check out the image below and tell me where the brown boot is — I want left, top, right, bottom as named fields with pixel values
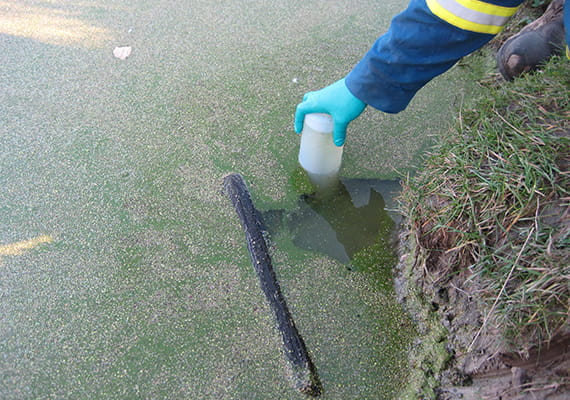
left=496, top=0, right=566, bottom=81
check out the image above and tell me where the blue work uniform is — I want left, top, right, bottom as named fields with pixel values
left=345, top=0, right=566, bottom=114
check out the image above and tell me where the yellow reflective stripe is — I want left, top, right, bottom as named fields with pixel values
left=426, top=0, right=519, bottom=35
left=456, top=0, right=518, bottom=17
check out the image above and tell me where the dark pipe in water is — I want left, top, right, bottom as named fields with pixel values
left=223, top=173, right=321, bottom=397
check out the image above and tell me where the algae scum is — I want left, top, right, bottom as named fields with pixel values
left=247, top=174, right=415, bottom=399
left=1, top=0, right=473, bottom=398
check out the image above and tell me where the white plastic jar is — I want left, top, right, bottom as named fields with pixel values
left=298, top=113, right=343, bottom=187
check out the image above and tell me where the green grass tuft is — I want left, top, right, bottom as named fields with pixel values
left=399, top=56, right=569, bottom=349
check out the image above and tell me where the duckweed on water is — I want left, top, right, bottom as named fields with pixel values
left=1, top=0, right=478, bottom=398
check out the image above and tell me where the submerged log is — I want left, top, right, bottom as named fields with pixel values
left=223, top=173, right=321, bottom=397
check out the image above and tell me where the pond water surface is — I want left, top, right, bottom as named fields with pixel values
left=1, top=1, right=473, bottom=398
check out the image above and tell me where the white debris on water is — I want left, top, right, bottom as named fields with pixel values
left=113, top=46, right=132, bottom=60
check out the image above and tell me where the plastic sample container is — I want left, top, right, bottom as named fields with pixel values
left=298, top=113, right=343, bottom=187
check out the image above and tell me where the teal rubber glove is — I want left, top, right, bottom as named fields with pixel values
left=294, top=78, right=366, bottom=147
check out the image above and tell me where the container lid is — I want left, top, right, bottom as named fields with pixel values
left=304, top=113, right=333, bottom=134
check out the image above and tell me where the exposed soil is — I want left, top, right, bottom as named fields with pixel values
left=395, top=224, right=570, bottom=399
left=438, top=335, right=570, bottom=400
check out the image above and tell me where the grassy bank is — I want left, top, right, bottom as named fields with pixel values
left=404, top=53, right=568, bottom=344
left=396, top=27, right=569, bottom=399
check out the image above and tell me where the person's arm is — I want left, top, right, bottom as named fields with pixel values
left=346, top=0, right=524, bottom=113
left=296, top=0, right=525, bottom=146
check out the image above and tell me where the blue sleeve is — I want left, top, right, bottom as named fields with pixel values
left=345, top=0, right=525, bottom=113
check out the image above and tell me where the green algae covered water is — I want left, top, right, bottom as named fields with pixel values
left=1, top=0, right=476, bottom=398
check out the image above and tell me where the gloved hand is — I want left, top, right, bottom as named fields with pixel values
left=294, top=78, right=366, bottom=147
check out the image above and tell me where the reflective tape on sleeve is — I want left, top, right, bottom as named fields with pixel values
left=426, top=0, right=519, bottom=34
